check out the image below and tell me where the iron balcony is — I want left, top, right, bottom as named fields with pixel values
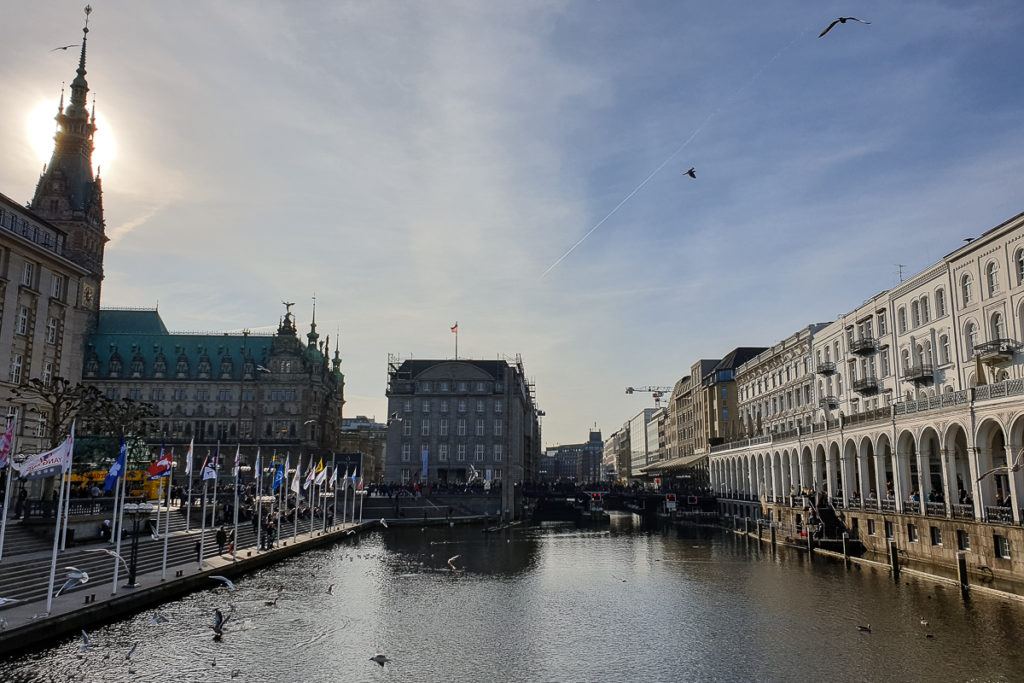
left=903, top=364, right=934, bottom=385
left=852, top=376, right=880, bottom=394
left=850, top=337, right=878, bottom=355
left=974, top=339, right=1017, bottom=363
left=816, top=361, right=836, bottom=375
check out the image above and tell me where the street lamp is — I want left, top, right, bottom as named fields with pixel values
left=122, top=501, right=154, bottom=587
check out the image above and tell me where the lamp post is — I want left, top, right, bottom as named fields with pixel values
left=123, top=501, right=154, bottom=587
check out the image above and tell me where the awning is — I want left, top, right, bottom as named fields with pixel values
left=638, top=453, right=707, bottom=476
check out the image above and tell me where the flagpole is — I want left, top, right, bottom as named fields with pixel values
left=155, top=476, right=163, bottom=539
left=111, top=475, right=126, bottom=595
left=185, top=445, right=194, bottom=533
left=59, top=469, right=71, bottom=551
left=321, top=470, right=328, bottom=533
left=0, top=460, right=12, bottom=561
left=200, top=477, right=208, bottom=567
left=232, top=446, right=240, bottom=562
left=292, top=457, right=300, bottom=543
left=161, top=459, right=171, bottom=581
left=332, top=467, right=339, bottom=529
left=358, top=479, right=365, bottom=524
left=256, top=449, right=263, bottom=552
left=276, top=452, right=284, bottom=548
left=109, top=463, right=121, bottom=545
left=45, top=465, right=69, bottom=614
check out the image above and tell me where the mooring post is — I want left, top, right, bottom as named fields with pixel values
left=889, top=540, right=900, bottom=581
left=757, top=519, right=762, bottom=541
left=956, top=551, right=969, bottom=596
left=744, top=517, right=749, bottom=535
left=807, top=527, right=813, bottom=556
left=842, top=532, right=850, bottom=566
left=770, top=523, right=777, bottom=548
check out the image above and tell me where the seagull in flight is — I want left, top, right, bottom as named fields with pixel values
left=84, top=548, right=129, bottom=572
left=370, top=654, right=391, bottom=667
left=683, top=168, right=696, bottom=179
left=379, top=518, right=389, bottom=528
left=210, top=575, right=236, bottom=591
left=327, top=584, right=335, bottom=595
left=977, top=449, right=1024, bottom=482
left=819, top=17, right=870, bottom=38
left=209, top=609, right=231, bottom=640
left=50, top=44, right=78, bottom=52
left=0, top=597, right=21, bottom=607
left=447, top=555, right=461, bottom=571
left=79, top=630, right=94, bottom=652
left=55, top=567, right=89, bottom=597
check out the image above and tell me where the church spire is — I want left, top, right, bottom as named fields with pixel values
left=307, top=295, right=320, bottom=349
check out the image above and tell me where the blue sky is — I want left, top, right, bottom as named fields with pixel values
left=2, top=1, right=1023, bottom=446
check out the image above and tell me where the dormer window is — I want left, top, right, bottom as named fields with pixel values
left=176, top=355, right=190, bottom=379
left=108, top=354, right=123, bottom=378
left=130, top=354, right=145, bottom=378
left=153, top=354, right=167, bottom=378
left=197, top=356, right=211, bottom=379
left=84, top=355, right=99, bottom=378
left=220, top=356, right=233, bottom=379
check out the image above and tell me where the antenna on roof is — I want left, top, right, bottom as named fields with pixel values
left=896, top=264, right=906, bottom=283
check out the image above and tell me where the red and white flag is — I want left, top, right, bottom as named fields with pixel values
left=147, top=449, right=173, bottom=479
left=0, top=418, right=14, bottom=468
left=450, top=322, right=458, bottom=334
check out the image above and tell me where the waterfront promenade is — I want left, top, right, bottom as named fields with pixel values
left=0, top=496, right=487, bottom=657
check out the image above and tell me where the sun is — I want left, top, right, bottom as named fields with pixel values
left=27, top=99, right=116, bottom=175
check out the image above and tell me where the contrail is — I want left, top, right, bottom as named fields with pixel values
left=541, top=29, right=805, bottom=279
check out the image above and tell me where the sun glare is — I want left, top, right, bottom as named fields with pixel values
left=27, top=99, right=116, bottom=175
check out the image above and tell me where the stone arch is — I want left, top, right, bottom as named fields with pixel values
left=827, top=441, right=842, bottom=500
left=858, top=434, right=878, bottom=508
left=976, top=417, right=1009, bottom=510
left=843, top=438, right=860, bottom=504
left=918, top=426, right=943, bottom=505
left=943, top=422, right=972, bottom=512
left=896, top=429, right=918, bottom=513
left=800, top=445, right=813, bottom=493
left=875, top=432, right=895, bottom=504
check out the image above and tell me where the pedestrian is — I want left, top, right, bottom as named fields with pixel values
left=195, top=539, right=202, bottom=564
left=216, top=526, right=227, bottom=555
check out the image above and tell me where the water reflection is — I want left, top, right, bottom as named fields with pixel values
left=3, top=515, right=1024, bottom=682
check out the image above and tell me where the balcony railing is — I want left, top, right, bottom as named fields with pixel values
left=951, top=504, right=975, bottom=521
left=819, top=396, right=839, bottom=409
left=852, top=377, right=880, bottom=394
left=895, top=389, right=969, bottom=415
left=974, top=378, right=1024, bottom=402
left=880, top=499, right=896, bottom=513
left=925, top=502, right=946, bottom=517
left=974, top=339, right=1017, bottom=363
left=903, top=364, right=934, bottom=385
left=816, top=361, right=836, bottom=375
left=985, top=506, right=1014, bottom=524
left=850, top=337, right=878, bottom=355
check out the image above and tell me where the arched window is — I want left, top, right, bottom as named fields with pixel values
left=924, top=341, right=933, bottom=365
left=837, top=375, right=843, bottom=395
left=992, top=311, right=1006, bottom=340
left=939, top=335, right=950, bottom=365
left=920, top=296, right=930, bottom=323
left=987, top=262, right=1000, bottom=297
left=911, top=301, right=921, bottom=328
left=965, top=322, right=978, bottom=355
left=901, top=348, right=911, bottom=371
left=915, top=343, right=924, bottom=366
left=898, top=307, right=907, bottom=333
left=935, top=288, right=946, bottom=316
left=962, top=274, right=973, bottom=306
left=1017, top=249, right=1024, bottom=286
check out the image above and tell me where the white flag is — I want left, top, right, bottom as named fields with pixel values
left=328, top=467, right=338, bottom=489
left=290, top=459, right=302, bottom=496
left=184, top=438, right=194, bottom=475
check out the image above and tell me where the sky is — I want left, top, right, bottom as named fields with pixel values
left=2, top=1, right=1023, bottom=448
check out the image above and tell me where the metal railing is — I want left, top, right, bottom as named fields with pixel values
left=880, top=499, right=896, bottom=512
left=852, top=377, right=881, bottom=394
left=847, top=496, right=862, bottom=510
left=819, top=396, right=839, bottom=409
left=975, top=378, right=1024, bottom=402
left=952, top=504, right=975, bottom=521
left=974, top=339, right=1018, bottom=356
left=903, top=365, right=934, bottom=383
left=985, top=506, right=1014, bottom=524
left=816, top=361, right=836, bottom=375
left=850, top=337, right=878, bottom=355
left=895, top=389, right=969, bottom=415
left=925, top=502, right=946, bottom=517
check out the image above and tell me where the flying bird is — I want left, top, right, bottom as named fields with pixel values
left=150, top=613, right=169, bottom=624
left=856, top=624, right=872, bottom=633
left=79, top=630, right=94, bottom=652
left=84, top=548, right=130, bottom=572
left=379, top=518, right=389, bottom=528
left=683, top=168, right=696, bottom=179
left=50, top=44, right=78, bottom=52
left=370, top=654, right=391, bottom=667
left=56, top=567, right=90, bottom=597
left=209, top=609, right=231, bottom=640
left=0, top=597, right=21, bottom=607
left=819, top=17, right=870, bottom=38
left=210, top=575, right=236, bottom=591
left=447, top=555, right=461, bottom=571
left=976, top=449, right=1024, bottom=482
left=964, top=238, right=974, bottom=243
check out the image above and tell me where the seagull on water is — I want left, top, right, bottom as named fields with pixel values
left=919, top=617, right=929, bottom=626
left=327, top=584, right=335, bottom=595
left=56, top=567, right=90, bottom=597
left=150, top=613, right=169, bottom=624
left=683, top=167, right=696, bottom=179
left=447, top=555, right=461, bottom=571
left=79, top=630, right=94, bottom=652
left=210, top=575, right=236, bottom=591
left=265, top=585, right=285, bottom=606
left=84, top=548, right=130, bottom=572
left=370, top=654, right=391, bottom=666
left=209, top=609, right=231, bottom=640
left=819, top=17, right=870, bottom=38
left=977, top=449, right=1024, bottom=482
left=856, top=624, right=872, bottom=633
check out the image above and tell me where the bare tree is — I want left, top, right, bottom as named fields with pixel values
left=12, top=377, right=100, bottom=450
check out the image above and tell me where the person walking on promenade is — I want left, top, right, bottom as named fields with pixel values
left=216, top=526, right=227, bottom=555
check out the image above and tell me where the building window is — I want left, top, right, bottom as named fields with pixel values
left=400, top=468, right=410, bottom=483
left=867, top=519, right=876, bottom=536
left=401, top=444, right=411, bottom=462
left=987, top=262, right=1000, bottom=296
left=911, top=301, right=920, bottom=328
left=439, top=444, right=449, bottom=461
left=422, top=400, right=431, bottom=413
left=457, top=419, right=466, bottom=436
left=940, top=335, right=950, bottom=365
left=956, top=529, right=970, bottom=551
left=218, top=389, right=232, bottom=401
left=458, top=400, right=466, bottom=413
left=457, top=382, right=467, bottom=392
left=475, top=445, right=485, bottom=461
left=992, top=312, right=1006, bottom=340
left=475, top=420, right=484, bottom=436
left=403, top=400, right=412, bottom=413
left=494, top=420, right=502, bottom=436
left=440, top=418, right=448, bottom=436
left=36, top=413, right=47, bottom=438
left=50, top=274, right=65, bottom=300
left=1017, top=250, right=1024, bottom=286
left=880, top=349, right=890, bottom=377
left=127, top=388, right=142, bottom=401
left=440, top=400, right=448, bottom=413
left=175, top=357, right=189, bottom=378
left=439, top=382, right=449, bottom=392
left=457, top=444, right=466, bottom=461
left=898, top=307, right=907, bottom=333
left=494, top=444, right=503, bottom=461
left=16, top=306, right=28, bottom=335
left=44, top=317, right=58, bottom=344
left=908, top=523, right=919, bottom=543
left=962, top=274, right=973, bottom=306
left=935, top=288, right=946, bottom=316
left=10, top=354, right=22, bottom=384
left=930, top=526, right=942, bottom=546
left=402, top=421, right=412, bottom=436
left=995, top=534, right=1011, bottom=559
left=421, top=381, right=432, bottom=392
left=920, top=297, right=930, bottom=323
left=22, top=262, right=34, bottom=287
left=421, top=420, right=430, bottom=436
left=106, top=388, right=120, bottom=400
left=476, top=400, right=484, bottom=413
left=151, top=388, right=165, bottom=401
left=884, top=521, right=894, bottom=539
left=195, top=389, right=210, bottom=401
left=493, top=468, right=502, bottom=481
left=42, top=361, right=53, bottom=385
left=877, top=312, right=887, bottom=335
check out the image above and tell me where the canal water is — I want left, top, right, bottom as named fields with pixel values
left=4, top=512, right=1024, bottom=682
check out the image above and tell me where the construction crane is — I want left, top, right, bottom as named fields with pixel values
left=625, top=386, right=673, bottom=408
